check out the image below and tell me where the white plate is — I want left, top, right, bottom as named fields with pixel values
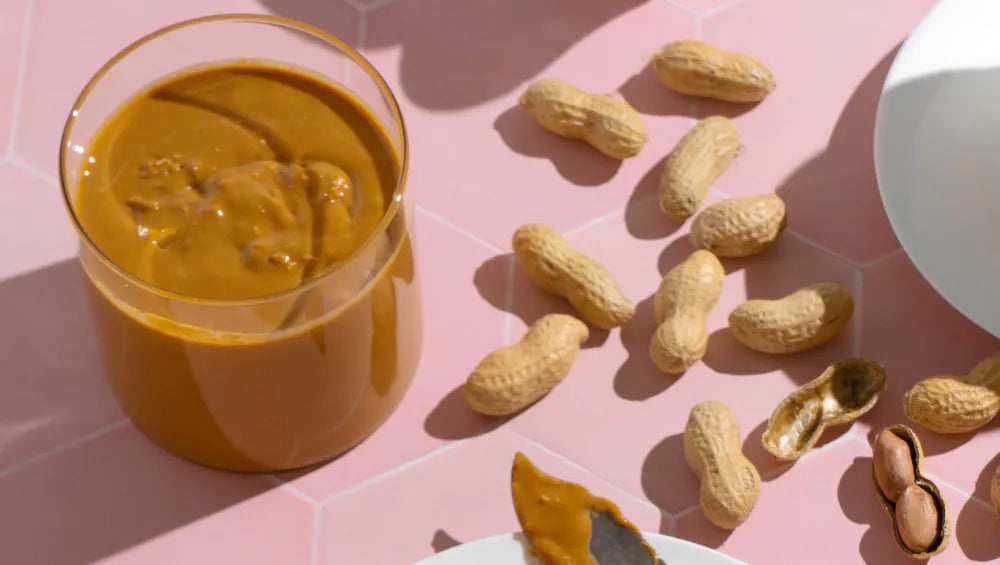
left=874, top=0, right=1000, bottom=337
left=414, top=532, right=745, bottom=565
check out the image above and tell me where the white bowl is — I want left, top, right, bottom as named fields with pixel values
left=413, top=531, right=745, bottom=565
left=875, top=0, right=1000, bottom=337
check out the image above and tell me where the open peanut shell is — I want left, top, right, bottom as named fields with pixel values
left=761, top=358, right=887, bottom=460
left=871, top=425, right=951, bottom=559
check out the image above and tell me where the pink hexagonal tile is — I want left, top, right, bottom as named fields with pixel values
left=0, top=161, right=76, bottom=278
left=0, top=166, right=124, bottom=474
left=0, top=0, right=29, bottom=157
left=0, top=424, right=312, bottom=564
left=275, top=207, right=507, bottom=500
left=499, top=205, right=858, bottom=513
left=318, top=430, right=663, bottom=565
left=695, top=0, right=937, bottom=264
left=14, top=0, right=359, bottom=177
left=675, top=436, right=990, bottom=564
left=361, top=0, right=697, bottom=249
left=860, top=252, right=1000, bottom=496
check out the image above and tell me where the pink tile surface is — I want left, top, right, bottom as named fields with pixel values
left=698, top=0, right=937, bottom=264
left=275, top=207, right=508, bottom=500
left=0, top=424, right=306, bottom=565
left=319, top=431, right=663, bottom=565
left=360, top=0, right=697, bottom=249
left=6, top=0, right=1000, bottom=564
left=0, top=0, right=28, bottom=157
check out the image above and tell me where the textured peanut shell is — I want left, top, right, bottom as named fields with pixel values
left=464, top=314, right=589, bottom=416
left=519, top=78, right=647, bottom=160
left=683, top=401, right=761, bottom=529
left=649, top=250, right=725, bottom=373
left=873, top=428, right=915, bottom=503
left=871, top=425, right=951, bottom=559
left=690, top=194, right=787, bottom=257
left=658, top=116, right=741, bottom=221
left=902, top=352, right=1000, bottom=434
left=651, top=40, right=776, bottom=103
left=512, top=223, right=635, bottom=329
left=761, top=358, right=886, bottom=460
left=728, top=281, right=854, bottom=354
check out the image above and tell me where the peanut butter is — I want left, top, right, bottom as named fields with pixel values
left=72, top=61, right=420, bottom=471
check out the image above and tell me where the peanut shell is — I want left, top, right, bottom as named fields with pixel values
left=512, top=223, right=635, bottom=329
left=761, top=358, right=886, bottom=460
left=690, top=194, right=787, bottom=257
left=728, top=281, right=854, bottom=354
left=658, top=116, right=741, bottom=221
left=651, top=40, right=776, bottom=103
left=870, top=425, right=951, bottom=559
left=902, top=352, right=1000, bottom=434
left=463, top=314, right=588, bottom=416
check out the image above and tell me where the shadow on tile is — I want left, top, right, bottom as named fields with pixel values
left=0, top=260, right=123, bottom=471
left=424, top=385, right=507, bottom=440
left=431, top=529, right=463, bottom=553
left=264, top=0, right=651, bottom=110
left=837, top=456, right=916, bottom=565
left=493, top=105, right=623, bottom=187
left=614, top=294, right=680, bottom=401
left=618, top=64, right=694, bottom=117
left=626, top=157, right=687, bottom=241
left=473, top=253, right=610, bottom=349
left=761, top=43, right=903, bottom=269
left=0, top=424, right=276, bottom=564
left=956, top=451, right=1000, bottom=561
left=641, top=433, right=704, bottom=518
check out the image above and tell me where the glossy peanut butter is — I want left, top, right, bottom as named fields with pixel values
left=74, top=61, right=420, bottom=471
left=511, top=452, right=657, bottom=564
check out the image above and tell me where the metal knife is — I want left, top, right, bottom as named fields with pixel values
left=511, top=452, right=667, bottom=565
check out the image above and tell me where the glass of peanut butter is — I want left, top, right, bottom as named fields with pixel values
left=58, top=14, right=421, bottom=472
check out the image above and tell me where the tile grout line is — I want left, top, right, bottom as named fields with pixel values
left=415, top=205, right=504, bottom=254
left=560, top=205, right=628, bottom=239
left=506, top=429, right=663, bottom=514
left=319, top=440, right=467, bottom=506
left=662, top=0, right=700, bottom=18
left=701, top=0, right=751, bottom=19
left=860, top=247, right=904, bottom=269
left=920, top=469, right=993, bottom=510
left=264, top=474, right=322, bottom=507
left=0, top=418, right=129, bottom=480
left=310, top=505, right=323, bottom=565
left=661, top=511, right=676, bottom=536
left=784, top=229, right=859, bottom=269
left=7, top=154, right=59, bottom=187
left=5, top=0, right=34, bottom=160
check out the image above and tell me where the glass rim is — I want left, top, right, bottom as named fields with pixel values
left=58, top=13, right=411, bottom=307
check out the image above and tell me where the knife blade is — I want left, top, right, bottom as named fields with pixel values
left=511, top=452, right=666, bottom=565
left=590, top=508, right=667, bottom=565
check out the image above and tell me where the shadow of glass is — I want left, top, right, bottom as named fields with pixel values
left=261, top=0, right=650, bottom=110
left=0, top=260, right=284, bottom=562
left=0, top=260, right=122, bottom=470
left=0, top=423, right=276, bottom=563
